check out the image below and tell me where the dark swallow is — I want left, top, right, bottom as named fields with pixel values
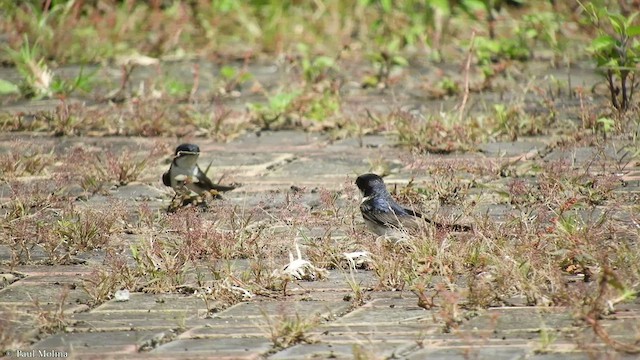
left=162, top=143, right=236, bottom=196
left=355, top=173, right=471, bottom=236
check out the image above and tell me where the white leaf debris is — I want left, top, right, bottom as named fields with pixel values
left=114, top=289, right=130, bottom=302
left=274, top=240, right=327, bottom=281
left=342, top=251, right=371, bottom=270
left=229, top=285, right=254, bottom=299
left=116, top=54, right=160, bottom=67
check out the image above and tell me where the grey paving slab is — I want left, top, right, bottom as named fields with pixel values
left=94, top=293, right=209, bottom=313
left=268, top=343, right=358, bottom=360
left=264, top=153, right=369, bottom=181
left=406, top=345, right=532, bottom=360
left=180, top=325, right=266, bottom=338
left=4, top=265, right=92, bottom=277
left=70, top=311, right=201, bottom=332
left=227, top=130, right=329, bottom=150
left=218, top=300, right=352, bottom=320
left=269, top=342, right=417, bottom=360
left=462, top=307, right=577, bottom=334
left=544, top=146, right=605, bottom=164
left=177, top=312, right=276, bottom=339
left=50, top=353, right=250, bottom=360
left=329, top=298, right=432, bottom=325
left=7, top=274, right=84, bottom=285
left=289, top=271, right=377, bottom=292
left=196, top=150, right=293, bottom=167
left=432, top=336, right=542, bottom=348
left=109, top=183, right=167, bottom=201
left=314, top=323, right=441, bottom=341
left=0, top=308, right=39, bottom=339
left=324, top=134, right=393, bottom=151
left=0, top=281, right=91, bottom=311
left=352, top=296, right=420, bottom=307
left=579, top=316, right=640, bottom=342
left=0, top=245, right=51, bottom=264
left=531, top=351, right=639, bottom=359
left=152, top=337, right=272, bottom=356
left=200, top=152, right=299, bottom=180
left=32, top=330, right=164, bottom=354
left=478, top=140, right=549, bottom=158
left=275, top=290, right=358, bottom=303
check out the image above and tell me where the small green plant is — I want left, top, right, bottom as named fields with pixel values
left=4, top=36, right=95, bottom=99
left=492, top=103, right=522, bottom=140
left=81, top=245, right=141, bottom=304
left=343, top=268, right=369, bottom=307
left=362, top=39, right=408, bottom=88
left=130, top=237, right=191, bottom=293
left=66, top=146, right=160, bottom=193
left=53, top=208, right=115, bottom=253
left=490, top=102, right=551, bottom=141
left=474, top=35, right=530, bottom=68
left=516, top=11, right=566, bottom=62
left=51, top=65, right=95, bottom=95
left=534, top=325, right=558, bottom=354
left=394, top=110, right=478, bottom=153
left=248, top=90, right=301, bottom=129
left=437, top=77, right=460, bottom=96
left=371, top=245, right=413, bottom=291
left=187, top=105, right=241, bottom=141
left=31, top=287, right=71, bottom=334
left=5, top=36, right=53, bottom=98
left=583, top=3, right=640, bottom=113
left=99, top=149, right=154, bottom=186
left=297, top=43, right=336, bottom=85
left=163, top=77, right=190, bottom=97
left=596, top=116, right=616, bottom=136
left=32, top=205, right=121, bottom=264
left=582, top=268, right=640, bottom=353
left=0, top=78, right=20, bottom=95
left=0, top=305, right=29, bottom=350
left=419, top=165, right=471, bottom=206
left=218, top=65, right=253, bottom=94
left=0, top=146, right=54, bottom=180
left=261, top=310, right=318, bottom=349
left=303, top=90, right=341, bottom=122
left=51, top=100, right=84, bottom=136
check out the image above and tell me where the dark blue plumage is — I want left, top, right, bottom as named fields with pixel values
left=355, top=173, right=469, bottom=236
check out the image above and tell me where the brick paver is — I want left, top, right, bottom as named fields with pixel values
left=1, top=130, right=639, bottom=359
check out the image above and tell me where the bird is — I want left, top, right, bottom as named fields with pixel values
left=355, top=173, right=471, bottom=237
left=162, top=143, right=236, bottom=197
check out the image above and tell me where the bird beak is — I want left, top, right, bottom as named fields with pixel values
left=175, top=151, right=199, bottom=158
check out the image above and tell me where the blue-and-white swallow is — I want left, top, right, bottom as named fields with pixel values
left=162, top=143, right=236, bottom=196
left=355, top=173, right=470, bottom=236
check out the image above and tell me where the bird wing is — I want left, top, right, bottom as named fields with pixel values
left=162, top=171, right=171, bottom=187
left=362, top=196, right=472, bottom=232
left=195, top=166, right=236, bottom=192
left=361, top=197, right=422, bottom=230
left=394, top=201, right=471, bottom=231
left=391, top=201, right=422, bottom=218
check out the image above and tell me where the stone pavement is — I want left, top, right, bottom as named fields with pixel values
left=1, top=130, right=640, bottom=359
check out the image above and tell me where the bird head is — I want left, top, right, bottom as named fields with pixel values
left=355, top=173, right=389, bottom=198
left=175, top=143, right=200, bottom=156
left=173, top=143, right=200, bottom=168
